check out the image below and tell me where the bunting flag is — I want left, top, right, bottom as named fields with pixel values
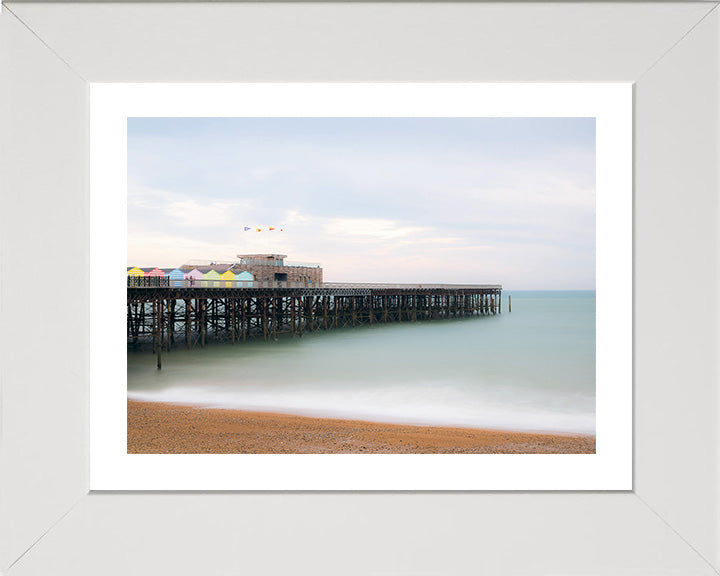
left=268, top=227, right=276, bottom=231
left=245, top=226, right=284, bottom=232
left=243, top=227, right=251, bottom=231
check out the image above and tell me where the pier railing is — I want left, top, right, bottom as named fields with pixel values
left=127, top=277, right=500, bottom=290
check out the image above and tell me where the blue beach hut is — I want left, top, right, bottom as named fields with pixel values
left=165, top=268, right=186, bottom=287
left=234, top=270, right=254, bottom=287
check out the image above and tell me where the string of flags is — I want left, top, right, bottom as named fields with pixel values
left=244, top=226, right=284, bottom=232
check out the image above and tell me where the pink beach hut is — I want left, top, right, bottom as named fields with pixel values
left=185, top=268, right=203, bottom=287
left=139, top=267, right=165, bottom=286
left=144, top=267, right=165, bottom=278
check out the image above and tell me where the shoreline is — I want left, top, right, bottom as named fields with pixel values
left=128, top=400, right=596, bottom=454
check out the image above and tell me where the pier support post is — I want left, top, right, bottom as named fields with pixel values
left=291, top=296, right=296, bottom=337
left=185, top=300, right=192, bottom=350
left=323, top=295, right=328, bottom=330
left=167, top=299, right=173, bottom=351
left=201, top=299, right=206, bottom=348
left=156, top=299, right=162, bottom=370
left=231, top=298, right=236, bottom=344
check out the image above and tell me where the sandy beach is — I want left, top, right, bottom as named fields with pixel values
left=128, top=400, right=595, bottom=454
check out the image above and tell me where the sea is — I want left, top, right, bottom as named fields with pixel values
left=127, top=290, right=596, bottom=434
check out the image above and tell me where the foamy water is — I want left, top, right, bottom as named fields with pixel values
left=127, top=291, right=596, bottom=434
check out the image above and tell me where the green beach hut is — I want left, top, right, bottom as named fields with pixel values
left=202, top=268, right=221, bottom=288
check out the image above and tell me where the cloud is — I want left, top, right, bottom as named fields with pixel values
left=323, top=218, right=431, bottom=241
left=129, top=182, right=256, bottom=229
left=164, top=198, right=252, bottom=228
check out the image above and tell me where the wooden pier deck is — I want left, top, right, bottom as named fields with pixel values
left=127, top=281, right=502, bottom=368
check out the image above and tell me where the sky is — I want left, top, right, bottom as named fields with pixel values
left=128, top=117, right=595, bottom=289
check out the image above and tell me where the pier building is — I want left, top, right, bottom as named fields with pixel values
left=179, top=254, right=322, bottom=285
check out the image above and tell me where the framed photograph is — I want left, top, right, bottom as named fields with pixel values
left=91, top=83, right=630, bottom=490
left=2, top=2, right=718, bottom=574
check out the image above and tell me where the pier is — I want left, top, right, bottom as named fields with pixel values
left=127, top=280, right=502, bottom=368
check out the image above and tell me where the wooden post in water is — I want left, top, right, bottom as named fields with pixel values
left=509, top=295, right=512, bottom=313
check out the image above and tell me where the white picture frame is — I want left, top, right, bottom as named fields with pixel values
left=1, top=2, right=718, bottom=574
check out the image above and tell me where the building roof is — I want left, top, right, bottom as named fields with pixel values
left=183, top=264, right=235, bottom=273
left=236, top=254, right=287, bottom=259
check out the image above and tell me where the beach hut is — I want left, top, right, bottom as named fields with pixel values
left=218, top=269, right=236, bottom=288
left=139, top=267, right=165, bottom=286
left=142, top=267, right=165, bottom=278
left=127, top=267, right=144, bottom=287
left=165, top=268, right=186, bottom=287
left=234, top=270, right=254, bottom=288
left=185, top=268, right=203, bottom=287
left=202, top=268, right=221, bottom=288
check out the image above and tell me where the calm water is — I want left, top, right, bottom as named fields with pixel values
left=127, top=291, right=596, bottom=434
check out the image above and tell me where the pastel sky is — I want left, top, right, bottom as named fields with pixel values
left=128, top=117, right=595, bottom=289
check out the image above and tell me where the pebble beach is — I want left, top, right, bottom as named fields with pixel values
left=128, top=400, right=596, bottom=454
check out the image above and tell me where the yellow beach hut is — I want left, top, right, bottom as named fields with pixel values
left=219, top=269, right=235, bottom=288
left=127, top=267, right=144, bottom=286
